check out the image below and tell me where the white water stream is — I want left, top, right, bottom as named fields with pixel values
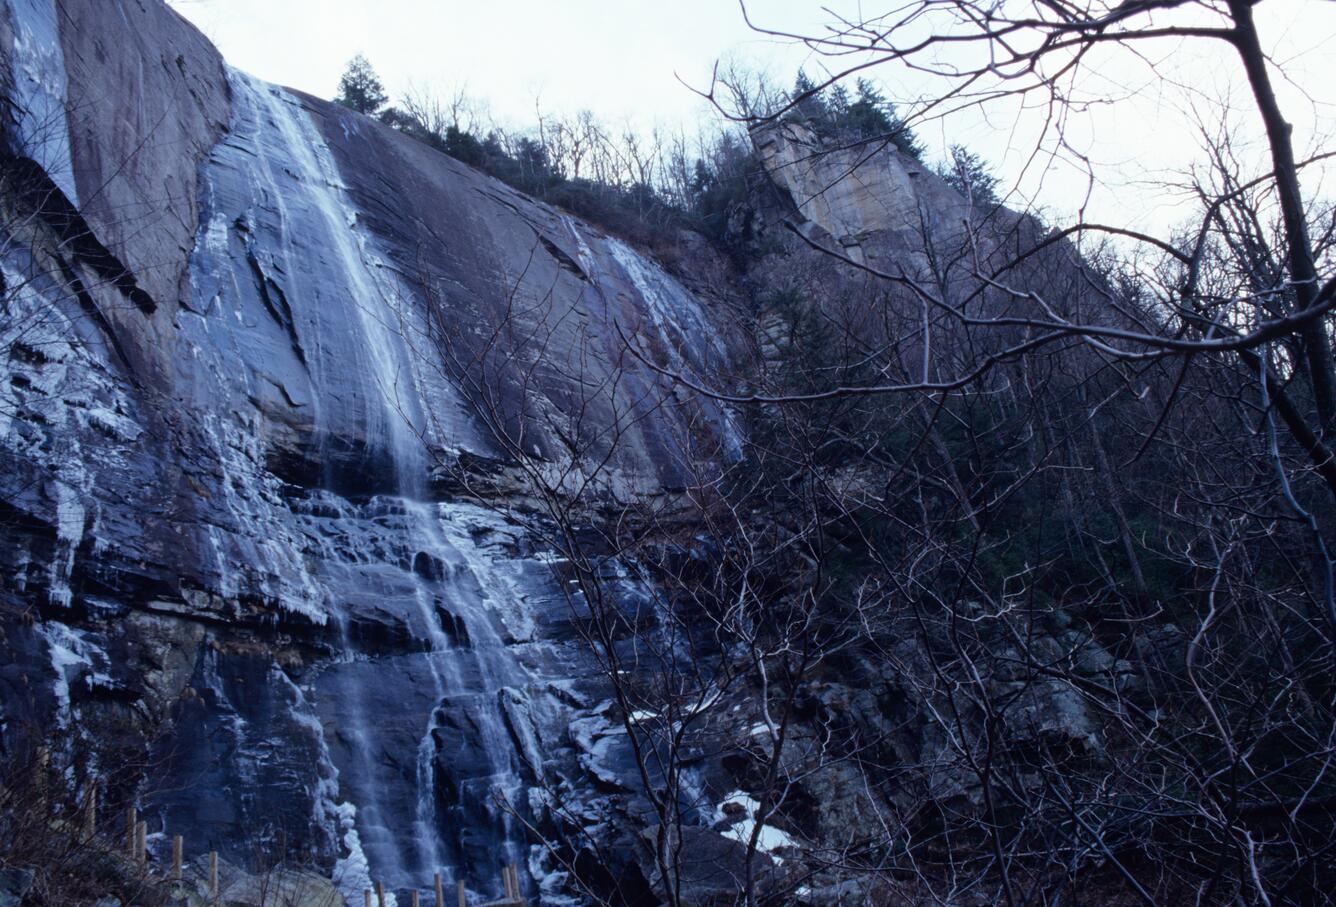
left=186, top=70, right=540, bottom=902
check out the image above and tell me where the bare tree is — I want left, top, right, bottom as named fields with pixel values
left=616, top=3, right=1336, bottom=904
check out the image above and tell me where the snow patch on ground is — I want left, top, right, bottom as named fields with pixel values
left=715, top=791, right=800, bottom=862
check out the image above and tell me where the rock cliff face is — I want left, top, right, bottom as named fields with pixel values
left=754, top=121, right=953, bottom=252
left=0, top=1, right=746, bottom=902
left=1, top=2, right=1093, bottom=904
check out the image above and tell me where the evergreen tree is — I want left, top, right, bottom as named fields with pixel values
left=690, top=158, right=713, bottom=197
left=826, top=83, right=852, bottom=122
left=443, top=126, right=486, bottom=167
left=789, top=71, right=830, bottom=132
left=843, top=80, right=890, bottom=138
left=843, top=78, right=924, bottom=159
left=335, top=54, right=389, bottom=116
left=940, top=144, right=1000, bottom=205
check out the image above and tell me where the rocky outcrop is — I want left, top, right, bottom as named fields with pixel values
left=0, top=2, right=1110, bottom=904
left=0, top=0, right=747, bottom=903
left=752, top=121, right=969, bottom=262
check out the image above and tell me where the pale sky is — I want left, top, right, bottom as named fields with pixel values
left=166, top=1, right=1336, bottom=235
left=165, top=1, right=823, bottom=128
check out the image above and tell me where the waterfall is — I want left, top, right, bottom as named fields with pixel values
left=180, top=67, right=552, bottom=902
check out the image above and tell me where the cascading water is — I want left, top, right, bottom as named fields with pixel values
left=179, top=67, right=556, bottom=902
left=283, top=494, right=551, bottom=902
left=402, top=501, right=530, bottom=862
left=1, top=4, right=756, bottom=902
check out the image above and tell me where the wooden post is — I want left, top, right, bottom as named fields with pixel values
left=82, top=778, right=97, bottom=837
left=375, top=881, right=386, bottom=907
left=363, top=891, right=372, bottom=907
left=456, top=879, right=466, bottom=907
left=209, top=850, right=219, bottom=896
left=411, top=892, right=420, bottom=907
left=135, top=820, right=147, bottom=865
left=509, top=864, right=525, bottom=905
left=434, top=872, right=444, bottom=907
left=33, top=745, right=48, bottom=807
left=172, top=834, right=184, bottom=880
left=125, top=806, right=137, bottom=857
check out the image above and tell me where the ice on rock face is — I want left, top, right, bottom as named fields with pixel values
left=607, top=238, right=728, bottom=363
left=301, top=496, right=552, bottom=892
left=163, top=74, right=575, bottom=863
left=177, top=67, right=459, bottom=624
left=38, top=621, right=104, bottom=728
left=0, top=258, right=126, bottom=608
left=3, top=0, right=79, bottom=204
left=276, top=670, right=388, bottom=906
left=560, top=215, right=599, bottom=277
left=46, top=479, right=84, bottom=608
left=168, top=72, right=560, bottom=885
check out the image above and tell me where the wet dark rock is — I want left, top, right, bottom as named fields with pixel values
left=636, top=825, right=771, bottom=907
left=0, top=867, right=34, bottom=907
left=412, top=551, right=445, bottom=583
left=434, top=604, right=471, bottom=648
left=0, top=0, right=923, bottom=902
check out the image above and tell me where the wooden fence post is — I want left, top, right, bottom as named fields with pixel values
left=82, top=778, right=97, bottom=837
left=32, top=745, right=48, bottom=811
left=135, top=820, right=147, bottom=866
left=434, top=872, right=444, bottom=907
left=411, top=892, right=420, bottom=907
left=209, top=850, right=219, bottom=896
left=363, top=891, right=372, bottom=907
left=172, top=834, right=183, bottom=880
left=456, top=879, right=466, bottom=907
left=511, top=864, right=526, bottom=905
left=375, top=880, right=386, bottom=907
left=125, top=806, right=137, bottom=857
